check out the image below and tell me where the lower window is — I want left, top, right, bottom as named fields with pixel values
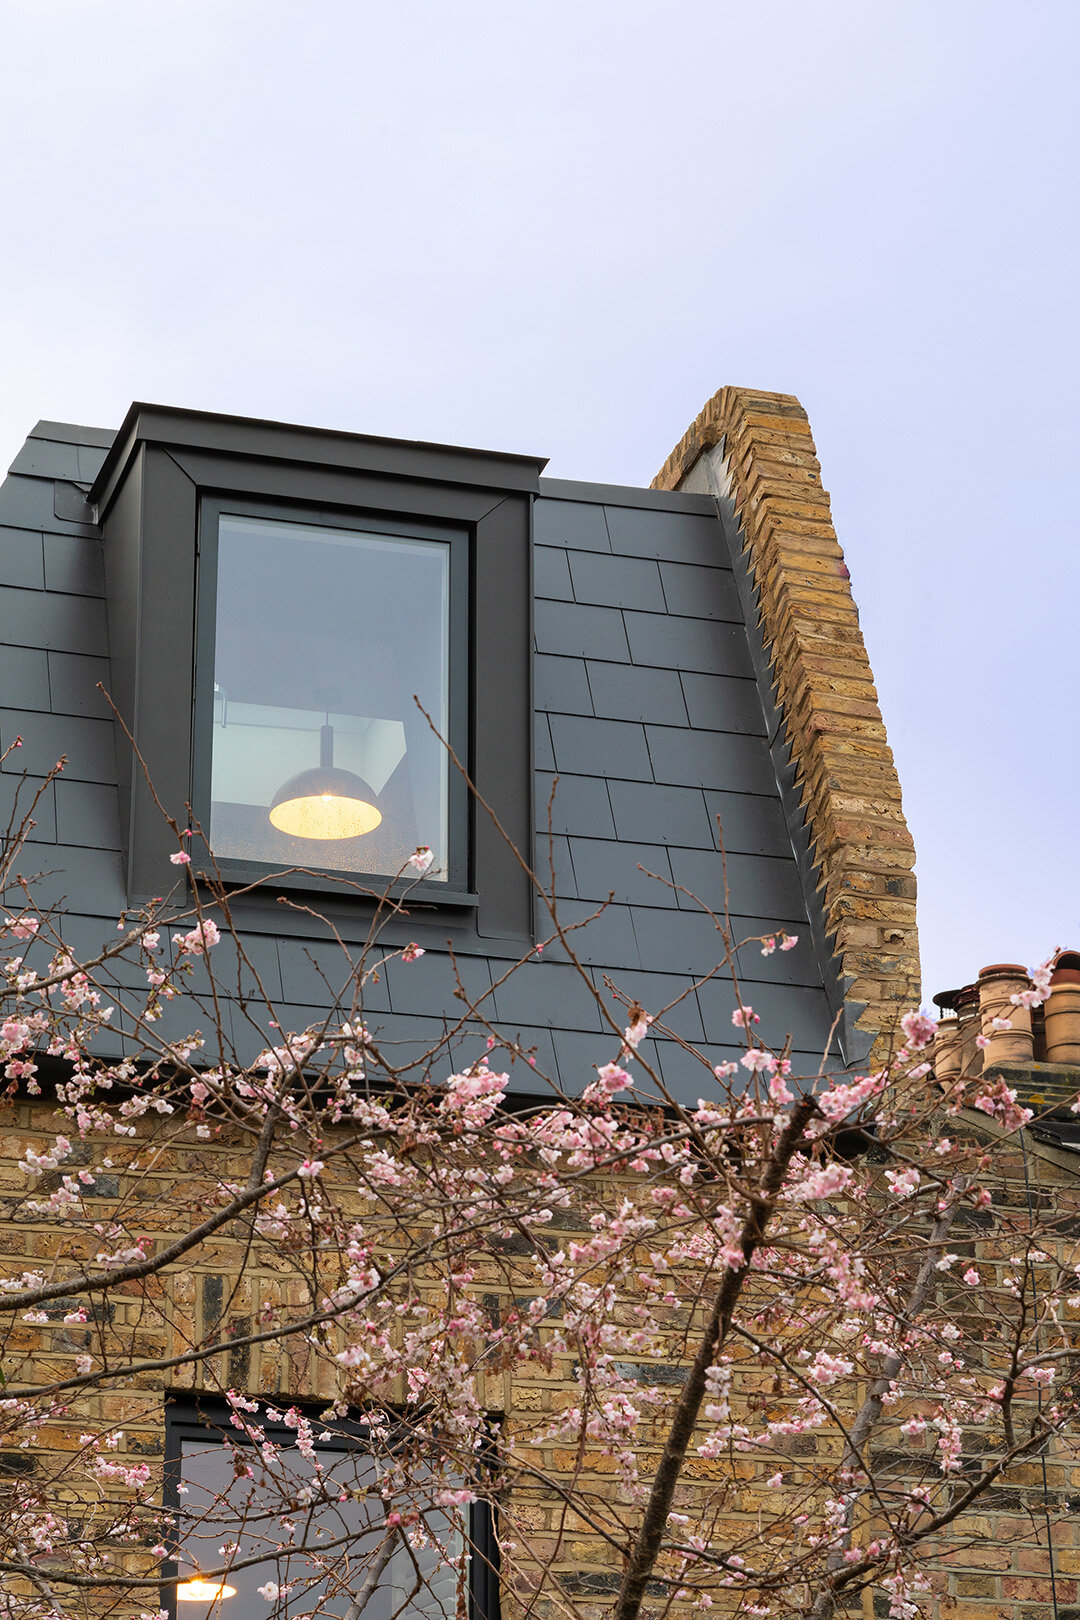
left=165, top=1398, right=497, bottom=1620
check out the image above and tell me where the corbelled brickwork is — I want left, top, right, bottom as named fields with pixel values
left=654, top=388, right=919, bottom=1055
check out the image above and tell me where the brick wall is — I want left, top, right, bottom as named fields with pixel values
left=654, top=388, right=920, bottom=1059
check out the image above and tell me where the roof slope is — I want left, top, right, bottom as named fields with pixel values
left=0, top=407, right=879, bottom=1098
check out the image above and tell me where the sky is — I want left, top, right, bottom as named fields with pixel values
left=0, top=0, right=1077, bottom=1004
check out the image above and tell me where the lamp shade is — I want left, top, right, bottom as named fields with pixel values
left=177, top=1578, right=236, bottom=1603
left=269, top=765, right=382, bottom=841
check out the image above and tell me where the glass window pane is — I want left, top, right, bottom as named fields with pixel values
left=177, top=1434, right=462, bottom=1620
left=209, top=515, right=452, bottom=881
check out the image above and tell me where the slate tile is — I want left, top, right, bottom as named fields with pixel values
left=607, top=780, right=714, bottom=849
left=384, top=946, right=493, bottom=1022
left=9, top=843, right=125, bottom=916
left=276, top=936, right=386, bottom=1012
left=54, top=779, right=121, bottom=851
left=535, top=772, right=615, bottom=839
left=534, top=499, right=610, bottom=553
left=0, top=525, right=45, bottom=590
left=30, top=421, right=116, bottom=449
left=539, top=899, right=640, bottom=970
left=533, top=834, right=578, bottom=903
left=0, top=587, right=107, bottom=655
left=586, top=660, right=688, bottom=725
left=605, top=506, right=726, bottom=565
left=568, top=837, right=676, bottom=909
left=77, top=443, right=111, bottom=482
left=704, top=790, right=792, bottom=859
left=0, top=474, right=84, bottom=532
left=0, top=645, right=50, bottom=711
left=535, top=714, right=555, bottom=771
left=654, top=1040, right=735, bottom=1106
left=552, top=1026, right=624, bottom=1093
left=596, top=966, right=707, bottom=1043
left=492, top=959, right=604, bottom=1033
left=0, top=771, right=56, bottom=841
left=645, top=724, right=778, bottom=796
left=366, top=1011, right=483, bottom=1077
left=47, top=651, right=113, bottom=718
left=659, top=560, right=742, bottom=623
left=43, top=534, right=105, bottom=597
left=667, top=847, right=808, bottom=924
left=630, top=907, right=730, bottom=978
left=680, top=672, right=767, bottom=735
left=733, top=925, right=822, bottom=989
left=624, top=611, right=754, bottom=678
left=549, top=714, right=651, bottom=783
left=568, top=551, right=665, bottom=612
left=0, top=710, right=116, bottom=784
left=175, top=929, right=285, bottom=1009
left=534, top=599, right=629, bottom=662
left=534, top=544, right=574, bottom=601
left=534, top=655, right=593, bottom=717
left=8, top=439, right=83, bottom=480
left=696, top=978, right=842, bottom=1063
left=486, top=1023, right=559, bottom=1089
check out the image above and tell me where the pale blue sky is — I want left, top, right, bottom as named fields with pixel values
left=1, top=0, right=1076, bottom=1003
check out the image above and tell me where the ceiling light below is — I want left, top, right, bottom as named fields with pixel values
left=177, top=1578, right=236, bottom=1603
left=268, top=723, right=382, bottom=841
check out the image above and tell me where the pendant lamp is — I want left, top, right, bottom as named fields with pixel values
left=269, top=723, right=382, bottom=841
left=177, top=1576, right=236, bottom=1603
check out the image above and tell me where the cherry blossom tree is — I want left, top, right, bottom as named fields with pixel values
left=0, top=748, right=1077, bottom=1620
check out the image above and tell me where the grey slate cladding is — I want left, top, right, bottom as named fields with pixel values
left=0, top=427, right=844, bottom=1104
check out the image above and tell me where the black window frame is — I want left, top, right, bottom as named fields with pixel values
left=162, top=1394, right=500, bottom=1620
left=191, top=494, right=472, bottom=899
left=91, top=404, right=541, bottom=947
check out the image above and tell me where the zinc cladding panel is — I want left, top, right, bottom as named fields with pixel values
left=0, top=431, right=837, bottom=1103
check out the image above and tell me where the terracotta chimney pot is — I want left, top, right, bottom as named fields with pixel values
left=977, top=963, right=1034, bottom=1065
left=933, top=1017, right=962, bottom=1085
left=955, top=983, right=982, bottom=1077
left=1045, top=951, right=1080, bottom=1065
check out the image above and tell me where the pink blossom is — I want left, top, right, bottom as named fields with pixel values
left=402, top=942, right=425, bottom=963
left=760, top=937, right=776, bottom=956
left=173, top=919, right=221, bottom=956
left=296, top=1159, right=324, bottom=1179
left=5, top=915, right=39, bottom=940
left=900, top=1009, right=937, bottom=1051
left=407, top=846, right=434, bottom=874
left=884, top=1166, right=920, bottom=1200
left=623, top=1013, right=652, bottom=1049
left=740, top=1048, right=772, bottom=1073
left=779, top=933, right=798, bottom=951
left=731, top=1006, right=759, bottom=1029
left=962, top=1267, right=980, bottom=1286
left=169, top=850, right=192, bottom=866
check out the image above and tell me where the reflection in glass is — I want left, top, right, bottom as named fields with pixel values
left=177, top=1434, right=461, bottom=1620
left=209, top=516, right=451, bottom=880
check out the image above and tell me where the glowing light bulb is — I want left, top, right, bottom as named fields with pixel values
left=177, top=1577, right=236, bottom=1603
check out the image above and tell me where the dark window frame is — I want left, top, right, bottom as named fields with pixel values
left=92, top=405, right=541, bottom=947
left=162, top=1394, right=500, bottom=1620
left=191, top=494, right=472, bottom=899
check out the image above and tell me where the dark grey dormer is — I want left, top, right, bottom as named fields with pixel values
left=0, top=408, right=859, bottom=1103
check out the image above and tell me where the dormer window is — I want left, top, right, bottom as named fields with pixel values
left=91, top=405, right=538, bottom=940
left=194, top=503, right=468, bottom=888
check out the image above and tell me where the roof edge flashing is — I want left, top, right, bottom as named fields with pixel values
left=90, top=402, right=548, bottom=517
